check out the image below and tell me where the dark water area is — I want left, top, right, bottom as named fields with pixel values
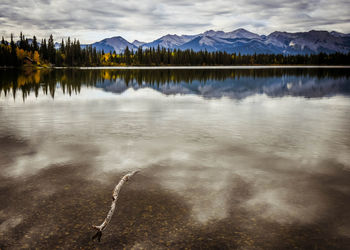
left=0, top=67, right=350, bottom=249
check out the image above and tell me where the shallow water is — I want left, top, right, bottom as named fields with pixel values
left=0, top=68, right=350, bottom=249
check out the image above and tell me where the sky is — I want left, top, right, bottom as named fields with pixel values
left=1, top=0, right=350, bottom=44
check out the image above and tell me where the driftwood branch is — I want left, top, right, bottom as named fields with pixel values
left=92, top=170, right=139, bottom=241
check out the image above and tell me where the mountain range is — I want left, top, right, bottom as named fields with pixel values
left=84, top=29, right=350, bottom=55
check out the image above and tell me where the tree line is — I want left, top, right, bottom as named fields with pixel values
left=1, top=33, right=350, bottom=67
left=0, top=33, right=100, bottom=67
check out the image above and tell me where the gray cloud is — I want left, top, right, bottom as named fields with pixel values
left=0, top=0, right=349, bottom=43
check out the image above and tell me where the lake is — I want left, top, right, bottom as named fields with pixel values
left=0, top=67, right=349, bottom=249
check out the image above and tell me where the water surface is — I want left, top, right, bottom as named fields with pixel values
left=0, top=68, right=349, bottom=249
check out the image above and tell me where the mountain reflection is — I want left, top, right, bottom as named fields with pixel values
left=0, top=68, right=349, bottom=100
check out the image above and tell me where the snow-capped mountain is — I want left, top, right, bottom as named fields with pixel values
left=54, top=42, right=60, bottom=49
left=132, top=40, right=145, bottom=47
left=141, top=34, right=196, bottom=49
left=178, top=34, right=280, bottom=54
left=265, top=30, right=350, bottom=54
left=330, top=31, right=350, bottom=38
left=86, top=29, right=350, bottom=55
left=178, top=29, right=350, bottom=54
left=88, top=36, right=137, bottom=53
left=201, top=28, right=261, bottom=39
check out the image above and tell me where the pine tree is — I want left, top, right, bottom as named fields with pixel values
left=40, top=38, right=48, bottom=61
left=47, top=34, right=55, bottom=64
left=124, top=46, right=131, bottom=65
left=59, top=39, right=64, bottom=55
left=32, top=36, right=39, bottom=51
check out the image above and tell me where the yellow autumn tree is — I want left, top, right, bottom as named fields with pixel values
left=101, top=53, right=111, bottom=64
left=16, top=48, right=26, bottom=61
left=33, top=51, right=40, bottom=64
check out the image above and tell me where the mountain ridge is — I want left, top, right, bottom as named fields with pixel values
left=83, top=29, right=350, bottom=55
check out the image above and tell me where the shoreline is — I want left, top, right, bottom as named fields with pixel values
left=1, top=65, right=350, bottom=70
left=71, top=65, right=350, bottom=69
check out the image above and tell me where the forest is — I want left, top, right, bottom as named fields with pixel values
left=1, top=33, right=350, bottom=67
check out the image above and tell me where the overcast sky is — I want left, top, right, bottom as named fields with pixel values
left=1, top=0, right=350, bottom=43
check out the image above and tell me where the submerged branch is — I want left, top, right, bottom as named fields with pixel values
left=92, top=170, right=139, bottom=241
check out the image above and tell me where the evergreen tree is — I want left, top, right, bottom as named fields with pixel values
left=32, top=35, right=39, bottom=51
left=60, top=39, right=65, bottom=54
left=47, top=34, right=56, bottom=64
left=40, top=38, right=48, bottom=61
left=124, top=46, right=131, bottom=65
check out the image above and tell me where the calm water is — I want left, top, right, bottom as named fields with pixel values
left=0, top=68, right=350, bottom=249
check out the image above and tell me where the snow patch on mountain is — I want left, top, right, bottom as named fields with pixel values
left=132, top=40, right=145, bottom=47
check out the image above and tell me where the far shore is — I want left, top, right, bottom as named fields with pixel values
left=70, top=65, right=350, bottom=69
left=1, top=65, right=350, bottom=70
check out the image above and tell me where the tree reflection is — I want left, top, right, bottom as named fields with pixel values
left=0, top=68, right=349, bottom=101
